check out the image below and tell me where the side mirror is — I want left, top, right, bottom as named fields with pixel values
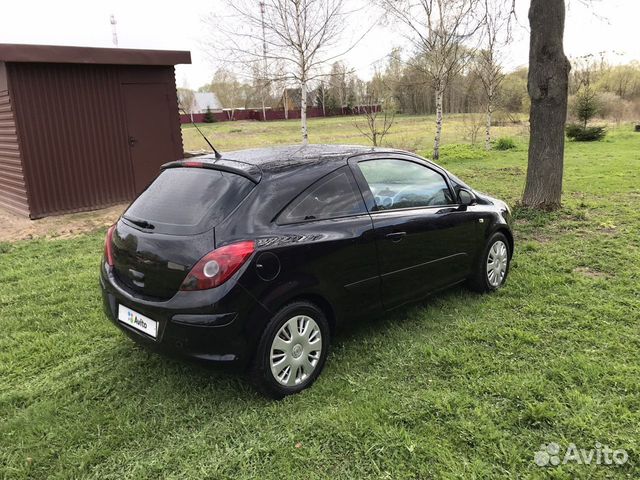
left=458, top=188, right=477, bottom=207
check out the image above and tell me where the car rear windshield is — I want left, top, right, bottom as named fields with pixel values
left=124, top=168, right=255, bottom=235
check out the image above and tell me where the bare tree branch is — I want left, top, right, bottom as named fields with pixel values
left=354, top=72, right=396, bottom=147
left=204, top=0, right=374, bottom=145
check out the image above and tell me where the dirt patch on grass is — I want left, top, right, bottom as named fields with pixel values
left=573, top=266, right=609, bottom=279
left=530, top=233, right=552, bottom=243
left=497, top=166, right=524, bottom=175
left=0, top=204, right=126, bottom=242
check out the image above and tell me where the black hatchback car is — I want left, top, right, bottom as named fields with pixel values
left=101, top=145, right=513, bottom=398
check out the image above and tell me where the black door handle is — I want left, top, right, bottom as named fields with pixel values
left=128, top=136, right=138, bottom=147
left=386, top=231, right=406, bottom=242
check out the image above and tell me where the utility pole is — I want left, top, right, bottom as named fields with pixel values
left=260, top=2, right=268, bottom=121
left=110, top=14, right=119, bottom=47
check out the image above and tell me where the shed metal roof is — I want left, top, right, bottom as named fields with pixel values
left=0, top=44, right=191, bottom=66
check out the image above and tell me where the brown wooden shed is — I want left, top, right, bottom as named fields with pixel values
left=0, top=44, right=191, bottom=218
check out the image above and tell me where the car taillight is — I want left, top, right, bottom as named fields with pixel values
left=180, top=240, right=255, bottom=291
left=104, top=224, right=116, bottom=267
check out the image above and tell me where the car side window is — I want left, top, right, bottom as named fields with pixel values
left=278, top=167, right=366, bottom=223
left=358, top=159, right=455, bottom=211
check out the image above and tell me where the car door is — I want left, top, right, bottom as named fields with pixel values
left=349, top=155, right=479, bottom=310
left=269, top=166, right=383, bottom=321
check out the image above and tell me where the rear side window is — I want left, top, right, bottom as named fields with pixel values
left=278, top=167, right=366, bottom=224
left=124, top=168, right=254, bottom=234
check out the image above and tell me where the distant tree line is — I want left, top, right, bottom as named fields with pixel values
left=568, top=57, right=640, bottom=124
left=189, top=56, right=530, bottom=119
left=190, top=55, right=640, bottom=130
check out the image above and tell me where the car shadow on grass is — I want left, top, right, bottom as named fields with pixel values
left=100, top=284, right=484, bottom=404
left=333, top=284, right=476, bottom=345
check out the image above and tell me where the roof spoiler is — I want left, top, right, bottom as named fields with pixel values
left=161, top=158, right=262, bottom=183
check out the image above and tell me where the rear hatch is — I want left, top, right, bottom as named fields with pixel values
left=112, top=166, right=255, bottom=300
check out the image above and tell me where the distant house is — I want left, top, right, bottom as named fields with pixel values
left=193, top=92, right=223, bottom=113
left=279, top=88, right=315, bottom=111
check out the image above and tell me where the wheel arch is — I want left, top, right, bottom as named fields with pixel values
left=279, top=293, right=337, bottom=335
left=493, top=226, right=514, bottom=258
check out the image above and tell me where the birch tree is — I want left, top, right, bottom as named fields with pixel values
left=475, top=0, right=512, bottom=150
left=379, top=0, right=482, bottom=160
left=328, top=61, right=350, bottom=113
left=177, top=88, right=196, bottom=120
left=207, top=0, right=351, bottom=145
left=315, top=80, right=328, bottom=116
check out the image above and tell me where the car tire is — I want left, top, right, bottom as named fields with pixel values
left=468, top=232, right=511, bottom=293
left=250, top=301, right=330, bottom=399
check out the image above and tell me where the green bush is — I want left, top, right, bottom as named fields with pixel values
left=437, top=144, right=489, bottom=161
left=202, top=106, right=216, bottom=123
left=494, top=137, right=517, bottom=150
left=565, top=124, right=582, bottom=138
left=566, top=123, right=606, bottom=141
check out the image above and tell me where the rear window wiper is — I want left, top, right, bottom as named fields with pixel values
left=124, top=216, right=155, bottom=230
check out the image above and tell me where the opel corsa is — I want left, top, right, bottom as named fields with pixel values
left=100, top=145, right=514, bottom=398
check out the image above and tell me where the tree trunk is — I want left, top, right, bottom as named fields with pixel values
left=300, top=78, right=309, bottom=145
left=284, top=89, right=289, bottom=120
left=485, top=90, right=493, bottom=151
left=433, top=86, right=444, bottom=160
left=522, top=0, right=571, bottom=211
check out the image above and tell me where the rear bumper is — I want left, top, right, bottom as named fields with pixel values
left=100, top=266, right=270, bottom=369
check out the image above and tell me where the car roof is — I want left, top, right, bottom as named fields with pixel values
left=195, top=144, right=415, bottom=175
left=221, top=144, right=372, bottom=167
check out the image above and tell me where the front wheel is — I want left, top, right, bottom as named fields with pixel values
left=468, top=232, right=511, bottom=293
left=250, top=301, right=330, bottom=399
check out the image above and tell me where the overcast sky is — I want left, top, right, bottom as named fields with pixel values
left=1, top=0, right=638, bottom=89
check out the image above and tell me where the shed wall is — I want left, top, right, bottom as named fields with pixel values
left=0, top=62, right=29, bottom=216
left=8, top=62, right=137, bottom=218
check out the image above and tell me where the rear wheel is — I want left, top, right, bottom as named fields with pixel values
left=468, top=232, right=511, bottom=293
left=250, top=301, right=330, bottom=399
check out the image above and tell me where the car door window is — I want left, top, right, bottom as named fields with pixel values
left=278, top=167, right=366, bottom=223
left=359, top=159, right=454, bottom=211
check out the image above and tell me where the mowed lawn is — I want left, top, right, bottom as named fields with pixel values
left=181, top=113, right=528, bottom=152
left=1, top=118, right=639, bottom=479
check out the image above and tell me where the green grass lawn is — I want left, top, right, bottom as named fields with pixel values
left=1, top=121, right=639, bottom=479
left=181, top=113, right=529, bottom=153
